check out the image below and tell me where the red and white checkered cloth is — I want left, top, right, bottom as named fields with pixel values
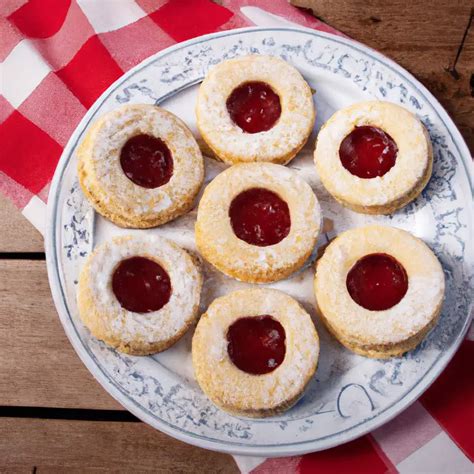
left=1, top=1, right=472, bottom=472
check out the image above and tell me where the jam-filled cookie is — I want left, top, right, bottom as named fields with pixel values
left=196, top=55, right=315, bottom=165
left=192, top=288, right=319, bottom=417
left=78, top=235, right=202, bottom=355
left=195, top=163, right=321, bottom=283
left=78, top=104, right=204, bottom=228
left=314, top=225, right=444, bottom=358
left=314, top=101, right=433, bottom=214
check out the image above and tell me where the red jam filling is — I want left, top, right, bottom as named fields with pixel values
left=120, top=134, right=173, bottom=188
left=339, top=126, right=398, bottom=179
left=227, top=315, right=286, bottom=375
left=226, top=81, right=281, bottom=134
left=112, top=256, right=171, bottom=313
left=346, top=253, right=408, bottom=311
left=229, top=188, right=291, bottom=247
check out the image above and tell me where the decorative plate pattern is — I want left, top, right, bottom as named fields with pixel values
left=45, top=27, right=473, bottom=456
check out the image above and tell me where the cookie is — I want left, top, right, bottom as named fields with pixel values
left=314, top=101, right=433, bottom=214
left=192, top=288, right=319, bottom=417
left=77, top=235, right=202, bottom=355
left=78, top=104, right=204, bottom=228
left=314, top=225, right=445, bottom=358
left=196, top=55, right=315, bottom=165
left=195, top=163, right=321, bottom=283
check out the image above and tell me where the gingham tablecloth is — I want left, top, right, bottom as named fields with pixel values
left=1, top=1, right=472, bottom=473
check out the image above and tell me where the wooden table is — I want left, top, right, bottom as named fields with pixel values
left=1, top=2, right=472, bottom=471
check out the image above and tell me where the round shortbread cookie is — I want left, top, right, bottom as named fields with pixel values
left=78, top=104, right=204, bottom=228
left=314, top=101, right=433, bottom=214
left=78, top=235, right=202, bottom=355
left=314, top=225, right=445, bottom=358
left=196, top=55, right=315, bottom=165
left=195, top=163, right=321, bottom=283
left=192, top=288, right=319, bottom=417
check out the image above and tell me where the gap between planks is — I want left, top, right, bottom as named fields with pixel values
left=0, top=406, right=138, bottom=422
left=0, top=252, right=45, bottom=260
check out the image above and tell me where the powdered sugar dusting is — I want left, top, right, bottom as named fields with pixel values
left=315, top=225, right=445, bottom=345
left=197, top=55, right=315, bottom=163
left=193, top=288, right=319, bottom=410
left=315, top=101, right=431, bottom=207
left=196, top=163, right=321, bottom=279
left=78, top=104, right=203, bottom=224
left=83, top=234, right=202, bottom=345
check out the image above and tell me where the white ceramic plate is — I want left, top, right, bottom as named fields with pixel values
left=45, top=27, right=473, bottom=457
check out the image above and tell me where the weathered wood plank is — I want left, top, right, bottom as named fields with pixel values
left=0, top=418, right=238, bottom=473
left=0, top=194, right=44, bottom=253
left=0, top=259, right=120, bottom=409
left=291, top=0, right=474, bottom=153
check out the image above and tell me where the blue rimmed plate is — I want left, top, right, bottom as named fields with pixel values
left=45, top=27, right=473, bottom=457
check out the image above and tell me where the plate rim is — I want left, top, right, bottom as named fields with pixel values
left=45, top=26, right=474, bottom=457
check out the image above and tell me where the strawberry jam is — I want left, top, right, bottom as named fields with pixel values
left=120, top=134, right=173, bottom=188
left=227, top=315, right=286, bottom=375
left=226, top=81, right=281, bottom=133
left=346, top=253, right=408, bottom=311
left=112, top=256, right=171, bottom=313
left=229, top=188, right=291, bottom=246
left=339, top=126, right=398, bottom=179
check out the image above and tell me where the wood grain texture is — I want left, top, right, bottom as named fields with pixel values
left=291, top=0, right=474, bottom=154
left=0, top=418, right=238, bottom=473
left=0, top=259, right=120, bottom=410
left=0, top=194, right=44, bottom=253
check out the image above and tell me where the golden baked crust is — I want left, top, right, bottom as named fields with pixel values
left=196, top=55, right=315, bottom=165
left=77, top=235, right=202, bottom=355
left=195, top=163, right=321, bottom=283
left=314, top=225, right=445, bottom=358
left=314, top=101, right=433, bottom=214
left=320, top=299, right=443, bottom=359
left=192, top=288, right=319, bottom=417
left=77, top=104, right=204, bottom=228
